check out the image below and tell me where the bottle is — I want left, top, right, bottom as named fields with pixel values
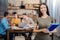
left=20, top=1, right=25, bottom=9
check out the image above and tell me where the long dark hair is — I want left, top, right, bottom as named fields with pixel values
left=38, top=3, right=50, bottom=17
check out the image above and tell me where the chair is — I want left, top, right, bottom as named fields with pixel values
left=0, top=35, right=5, bottom=40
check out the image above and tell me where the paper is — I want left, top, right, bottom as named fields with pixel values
left=11, top=26, right=20, bottom=29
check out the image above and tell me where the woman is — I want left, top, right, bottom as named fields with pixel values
left=34, top=3, right=56, bottom=40
left=11, top=12, right=21, bottom=26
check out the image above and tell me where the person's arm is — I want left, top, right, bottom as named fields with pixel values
left=33, top=18, right=43, bottom=32
left=33, top=23, right=43, bottom=32
left=27, top=18, right=35, bottom=28
left=30, top=18, right=34, bottom=24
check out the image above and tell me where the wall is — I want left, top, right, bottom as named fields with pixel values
left=8, top=0, right=40, bottom=6
left=0, top=0, right=8, bottom=16
left=47, top=0, right=60, bottom=23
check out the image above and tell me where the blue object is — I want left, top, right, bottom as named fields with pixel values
left=48, top=23, right=59, bottom=31
left=0, top=18, right=10, bottom=35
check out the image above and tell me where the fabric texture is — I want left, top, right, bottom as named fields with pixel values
left=34, top=16, right=55, bottom=40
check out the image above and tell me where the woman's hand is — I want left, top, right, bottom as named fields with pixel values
left=42, top=28, right=57, bottom=35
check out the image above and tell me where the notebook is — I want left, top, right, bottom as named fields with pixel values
left=48, top=23, right=59, bottom=31
left=19, top=23, right=27, bottom=28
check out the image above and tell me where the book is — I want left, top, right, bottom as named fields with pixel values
left=48, top=23, right=59, bottom=31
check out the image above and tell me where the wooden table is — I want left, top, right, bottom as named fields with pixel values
left=7, top=28, right=33, bottom=40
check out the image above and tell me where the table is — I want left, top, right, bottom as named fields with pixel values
left=7, top=28, right=33, bottom=40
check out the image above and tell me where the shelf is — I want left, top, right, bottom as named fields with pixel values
left=25, top=8, right=38, bottom=10
left=25, top=4, right=39, bottom=10
left=8, top=6, right=20, bottom=10
left=8, top=4, right=39, bottom=10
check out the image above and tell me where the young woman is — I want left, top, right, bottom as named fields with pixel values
left=34, top=3, right=56, bottom=40
left=11, top=12, right=21, bottom=26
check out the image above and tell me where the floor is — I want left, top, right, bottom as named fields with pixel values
left=0, top=33, right=35, bottom=40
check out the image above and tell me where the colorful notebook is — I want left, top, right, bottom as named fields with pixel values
left=48, top=23, right=59, bottom=31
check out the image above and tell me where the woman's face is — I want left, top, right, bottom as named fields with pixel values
left=14, top=14, right=18, bottom=18
left=40, top=5, right=47, bottom=14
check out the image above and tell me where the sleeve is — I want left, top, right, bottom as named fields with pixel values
left=1, top=19, right=10, bottom=30
left=30, top=18, right=34, bottom=25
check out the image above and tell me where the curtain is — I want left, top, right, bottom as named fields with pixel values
left=47, top=0, right=60, bottom=23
